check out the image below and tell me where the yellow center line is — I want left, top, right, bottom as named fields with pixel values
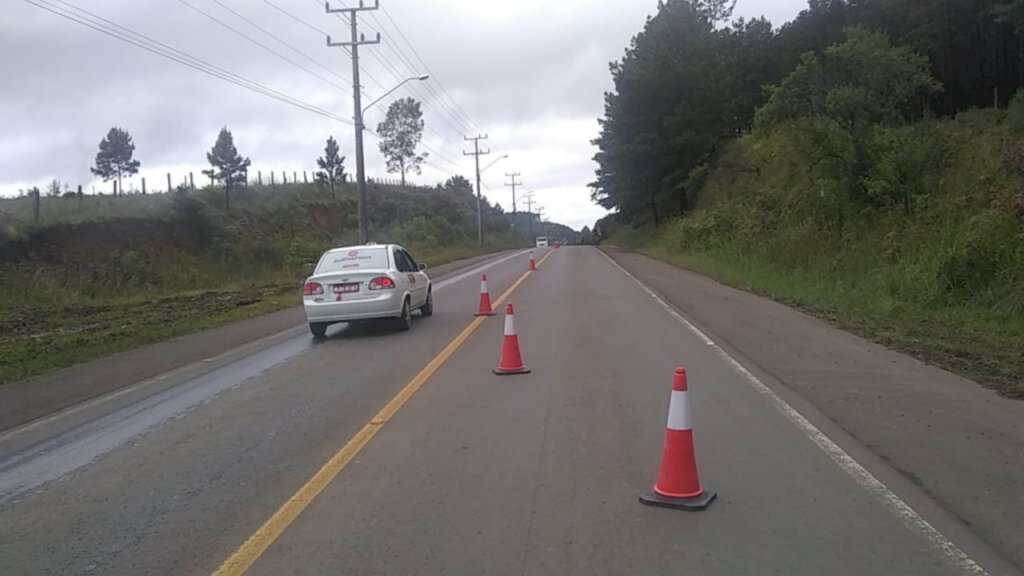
left=211, top=249, right=556, bottom=576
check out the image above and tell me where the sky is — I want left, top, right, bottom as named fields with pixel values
left=0, top=0, right=808, bottom=230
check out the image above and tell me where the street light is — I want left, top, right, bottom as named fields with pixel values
left=481, top=154, right=508, bottom=174
left=362, top=74, right=430, bottom=115
left=353, top=74, right=429, bottom=244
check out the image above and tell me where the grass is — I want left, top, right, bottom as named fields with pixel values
left=0, top=242, right=509, bottom=386
left=616, top=231, right=1024, bottom=399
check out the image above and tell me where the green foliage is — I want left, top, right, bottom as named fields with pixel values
left=202, top=126, right=251, bottom=211
left=756, top=28, right=941, bottom=131
left=90, top=127, right=140, bottom=197
left=376, top=97, right=427, bottom=186
left=591, top=0, right=782, bottom=224
left=315, top=135, right=347, bottom=199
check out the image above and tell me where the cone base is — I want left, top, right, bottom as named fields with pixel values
left=474, top=311, right=497, bottom=317
left=639, top=487, right=717, bottom=511
left=493, top=367, right=532, bottom=375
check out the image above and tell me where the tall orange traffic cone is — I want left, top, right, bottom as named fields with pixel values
left=493, top=303, right=531, bottom=375
left=528, top=251, right=537, bottom=271
left=475, top=274, right=496, bottom=316
left=640, top=367, right=716, bottom=511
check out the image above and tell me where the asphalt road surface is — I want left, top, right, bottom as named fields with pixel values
left=0, top=247, right=1019, bottom=575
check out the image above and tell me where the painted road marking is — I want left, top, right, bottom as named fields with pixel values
left=212, top=248, right=556, bottom=576
left=0, top=250, right=530, bottom=446
left=597, top=248, right=988, bottom=576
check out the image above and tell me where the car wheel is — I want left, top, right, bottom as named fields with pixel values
left=420, top=289, right=434, bottom=317
left=310, top=322, right=327, bottom=340
left=396, top=299, right=412, bottom=331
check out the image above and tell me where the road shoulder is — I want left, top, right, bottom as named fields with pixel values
left=0, top=251, right=511, bottom=433
left=602, top=246, right=1024, bottom=573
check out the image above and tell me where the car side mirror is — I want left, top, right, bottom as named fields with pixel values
left=418, top=263, right=427, bottom=271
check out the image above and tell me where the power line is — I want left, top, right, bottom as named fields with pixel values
left=316, top=1, right=481, bottom=153
left=27, top=0, right=353, bottom=125
left=379, top=3, right=486, bottom=135
left=261, top=0, right=329, bottom=36
left=365, top=10, right=474, bottom=136
left=210, top=0, right=353, bottom=89
left=175, top=0, right=352, bottom=95
left=308, top=0, right=389, bottom=94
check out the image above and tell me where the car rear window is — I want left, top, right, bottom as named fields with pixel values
left=317, top=248, right=389, bottom=273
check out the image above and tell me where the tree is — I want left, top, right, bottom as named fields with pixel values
left=316, top=135, right=347, bottom=199
left=590, top=0, right=782, bottom=224
left=46, top=179, right=62, bottom=198
left=994, top=0, right=1024, bottom=87
left=91, top=127, right=140, bottom=197
left=203, top=127, right=251, bottom=211
left=756, top=28, right=942, bottom=131
left=376, top=97, right=428, bottom=186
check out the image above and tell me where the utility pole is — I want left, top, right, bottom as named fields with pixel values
left=504, top=172, right=522, bottom=227
left=463, top=134, right=490, bottom=247
left=524, top=193, right=536, bottom=239
left=326, top=1, right=380, bottom=244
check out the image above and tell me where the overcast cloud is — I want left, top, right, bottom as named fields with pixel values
left=1, top=0, right=806, bottom=230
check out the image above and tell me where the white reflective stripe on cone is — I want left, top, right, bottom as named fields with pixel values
left=481, top=280, right=489, bottom=293
left=504, top=313, right=516, bottom=336
left=666, top=390, right=692, bottom=431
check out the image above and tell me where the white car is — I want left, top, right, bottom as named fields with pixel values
left=302, top=243, right=433, bottom=338
left=535, top=236, right=549, bottom=247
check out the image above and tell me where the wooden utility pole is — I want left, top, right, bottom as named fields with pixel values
left=504, top=172, right=522, bottom=226
left=327, top=0, right=381, bottom=244
left=463, top=134, right=490, bottom=246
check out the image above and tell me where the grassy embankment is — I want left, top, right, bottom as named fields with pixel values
left=0, top=181, right=518, bottom=384
left=610, top=109, right=1024, bottom=399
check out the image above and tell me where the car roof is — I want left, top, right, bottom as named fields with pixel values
left=323, top=243, right=400, bottom=254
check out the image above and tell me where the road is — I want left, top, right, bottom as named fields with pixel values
left=0, top=246, right=1019, bottom=575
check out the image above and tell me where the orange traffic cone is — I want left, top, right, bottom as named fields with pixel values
left=475, top=274, right=496, bottom=316
left=640, top=367, right=716, bottom=511
left=528, top=251, right=537, bottom=271
left=493, top=303, right=531, bottom=375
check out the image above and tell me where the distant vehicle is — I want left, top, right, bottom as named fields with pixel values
left=535, top=236, right=549, bottom=247
left=302, top=243, right=432, bottom=338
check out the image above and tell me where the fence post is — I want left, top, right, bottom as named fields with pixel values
left=32, top=188, right=40, bottom=223
left=282, top=171, right=286, bottom=184
left=190, top=172, right=195, bottom=190
left=167, top=173, right=172, bottom=193
left=304, top=171, right=308, bottom=184
left=293, top=171, right=297, bottom=184
left=141, top=177, right=147, bottom=195
left=258, top=170, right=262, bottom=185
left=271, top=172, right=275, bottom=186
left=209, top=173, right=215, bottom=187
left=77, top=184, right=83, bottom=202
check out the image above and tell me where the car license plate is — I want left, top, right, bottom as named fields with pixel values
left=333, top=283, right=360, bottom=294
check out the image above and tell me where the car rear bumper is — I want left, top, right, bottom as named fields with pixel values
left=303, top=291, right=404, bottom=323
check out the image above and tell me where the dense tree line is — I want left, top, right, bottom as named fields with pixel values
left=592, top=0, right=1024, bottom=225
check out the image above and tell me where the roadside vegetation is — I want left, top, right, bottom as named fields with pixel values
left=0, top=177, right=521, bottom=385
left=593, top=0, right=1024, bottom=399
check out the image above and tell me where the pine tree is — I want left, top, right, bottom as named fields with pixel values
left=91, top=127, right=140, bottom=198
left=202, top=127, right=251, bottom=211
left=316, top=135, right=347, bottom=199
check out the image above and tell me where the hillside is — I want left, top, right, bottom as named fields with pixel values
left=0, top=177, right=522, bottom=384
left=592, top=1, right=1024, bottom=399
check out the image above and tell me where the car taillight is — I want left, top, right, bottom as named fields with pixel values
left=368, top=276, right=395, bottom=290
left=303, top=282, right=323, bottom=295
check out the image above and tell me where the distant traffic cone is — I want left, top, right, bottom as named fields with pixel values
left=475, top=274, right=497, bottom=317
left=493, top=303, right=531, bottom=375
left=528, top=251, right=538, bottom=271
left=640, top=367, right=716, bottom=511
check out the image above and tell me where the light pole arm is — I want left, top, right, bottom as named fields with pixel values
left=362, top=75, right=429, bottom=115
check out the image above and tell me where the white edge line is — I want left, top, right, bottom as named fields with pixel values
left=0, top=249, right=529, bottom=445
left=596, top=248, right=989, bottom=576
